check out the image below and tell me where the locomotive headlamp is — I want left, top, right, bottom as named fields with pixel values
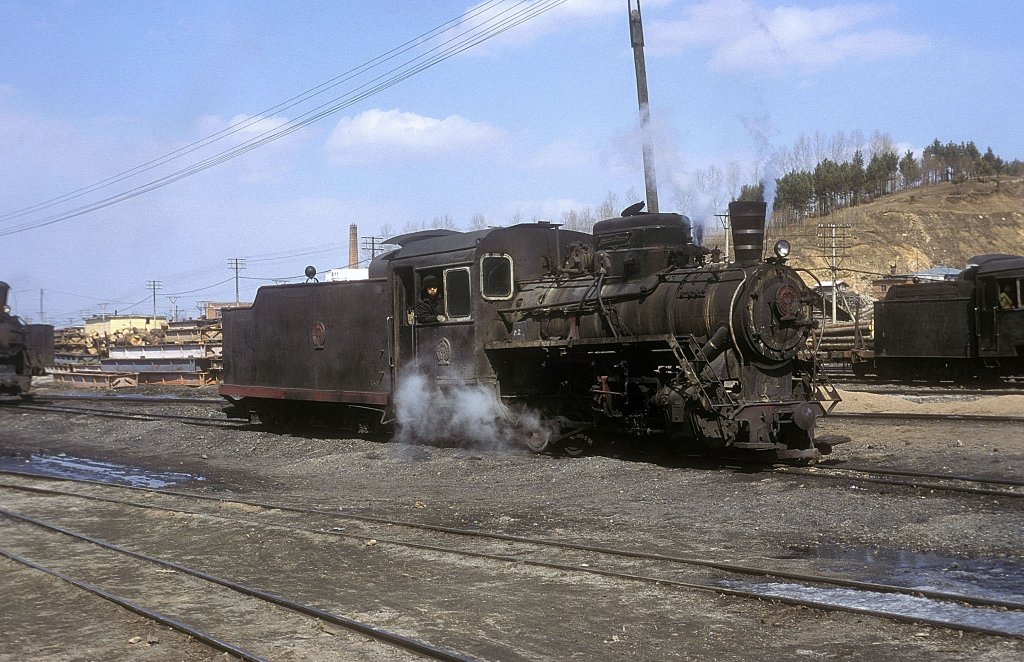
left=2, top=305, right=9, bottom=314
left=773, top=239, right=791, bottom=258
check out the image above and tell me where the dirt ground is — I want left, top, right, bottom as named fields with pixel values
left=0, top=383, right=1022, bottom=660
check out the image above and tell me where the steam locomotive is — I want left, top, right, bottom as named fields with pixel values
left=852, top=254, right=1024, bottom=381
left=221, top=201, right=840, bottom=461
left=0, top=281, right=53, bottom=398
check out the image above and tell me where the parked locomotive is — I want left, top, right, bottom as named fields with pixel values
left=851, top=254, right=1024, bottom=381
left=0, top=281, right=54, bottom=397
left=221, top=201, right=840, bottom=461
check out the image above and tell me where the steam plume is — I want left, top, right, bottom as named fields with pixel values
left=393, top=370, right=547, bottom=450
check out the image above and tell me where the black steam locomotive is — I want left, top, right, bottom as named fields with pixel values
left=221, top=201, right=840, bottom=461
left=852, top=254, right=1024, bottom=381
left=0, top=281, right=53, bottom=398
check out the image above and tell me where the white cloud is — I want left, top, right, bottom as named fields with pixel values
left=324, top=108, right=505, bottom=167
left=648, top=0, right=928, bottom=74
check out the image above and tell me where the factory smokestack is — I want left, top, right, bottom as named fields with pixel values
left=348, top=224, right=358, bottom=268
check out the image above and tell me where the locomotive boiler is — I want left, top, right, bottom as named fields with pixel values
left=221, top=201, right=839, bottom=461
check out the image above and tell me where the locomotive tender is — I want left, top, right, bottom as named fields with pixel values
left=853, top=254, right=1024, bottom=381
left=0, top=281, right=53, bottom=397
left=221, top=201, right=840, bottom=461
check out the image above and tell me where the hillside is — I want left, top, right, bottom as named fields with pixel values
left=760, top=178, right=1024, bottom=298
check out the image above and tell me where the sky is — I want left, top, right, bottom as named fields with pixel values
left=2, top=0, right=1022, bottom=325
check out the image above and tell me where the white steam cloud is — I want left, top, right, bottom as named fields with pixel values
left=393, top=370, right=547, bottom=450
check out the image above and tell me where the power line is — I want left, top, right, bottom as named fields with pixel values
left=0, top=0, right=509, bottom=225
left=163, top=277, right=235, bottom=296
left=0, top=1, right=568, bottom=237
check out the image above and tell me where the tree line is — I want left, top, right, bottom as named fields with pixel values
left=772, top=137, right=1023, bottom=225
left=373, top=131, right=1021, bottom=256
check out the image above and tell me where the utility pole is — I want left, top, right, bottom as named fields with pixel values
left=816, top=223, right=852, bottom=324
left=361, top=235, right=385, bottom=262
left=167, top=296, right=179, bottom=322
left=714, top=213, right=731, bottom=263
left=146, top=280, right=163, bottom=317
left=629, top=0, right=658, bottom=213
left=228, top=258, right=247, bottom=303
left=38, top=289, right=44, bottom=323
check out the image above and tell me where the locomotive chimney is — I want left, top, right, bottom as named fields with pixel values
left=348, top=224, right=358, bottom=268
left=728, top=201, right=767, bottom=265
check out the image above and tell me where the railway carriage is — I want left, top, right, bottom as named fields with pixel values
left=221, top=201, right=840, bottom=461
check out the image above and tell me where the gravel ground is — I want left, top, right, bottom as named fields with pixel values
left=0, top=382, right=1022, bottom=660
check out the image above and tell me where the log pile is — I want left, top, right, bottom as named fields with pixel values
left=51, top=318, right=224, bottom=387
left=813, top=321, right=873, bottom=353
left=54, top=325, right=169, bottom=356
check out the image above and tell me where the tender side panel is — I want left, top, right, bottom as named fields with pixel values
left=874, top=294, right=972, bottom=358
left=25, top=324, right=55, bottom=370
left=221, top=280, right=391, bottom=404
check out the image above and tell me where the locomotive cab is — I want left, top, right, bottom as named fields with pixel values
left=972, top=255, right=1024, bottom=360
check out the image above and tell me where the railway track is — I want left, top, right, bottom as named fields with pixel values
left=826, top=411, right=1024, bottom=423
left=833, top=383, right=1024, bottom=397
left=827, top=371, right=1024, bottom=392
left=1, top=504, right=473, bottom=661
left=777, top=464, right=1024, bottom=499
left=11, top=393, right=1024, bottom=428
left=2, top=470, right=1022, bottom=642
left=6, top=399, right=243, bottom=427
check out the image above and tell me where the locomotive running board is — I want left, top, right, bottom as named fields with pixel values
left=484, top=333, right=692, bottom=351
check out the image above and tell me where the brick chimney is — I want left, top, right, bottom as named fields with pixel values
left=348, top=224, right=358, bottom=268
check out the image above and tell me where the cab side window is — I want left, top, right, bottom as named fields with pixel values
left=997, top=279, right=1019, bottom=309
left=445, top=268, right=472, bottom=320
left=481, top=254, right=513, bottom=300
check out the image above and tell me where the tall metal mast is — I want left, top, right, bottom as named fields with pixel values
left=629, top=0, right=658, bottom=213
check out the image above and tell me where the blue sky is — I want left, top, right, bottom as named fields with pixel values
left=2, top=0, right=1021, bottom=325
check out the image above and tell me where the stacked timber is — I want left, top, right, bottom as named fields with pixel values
left=52, top=318, right=223, bottom=388
left=811, top=321, right=874, bottom=364
left=817, top=321, right=873, bottom=352
left=53, top=326, right=101, bottom=357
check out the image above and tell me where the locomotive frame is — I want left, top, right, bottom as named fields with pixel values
left=221, top=202, right=840, bottom=461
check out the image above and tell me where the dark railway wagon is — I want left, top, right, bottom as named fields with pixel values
left=222, top=201, right=840, bottom=461
left=854, top=254, right=1024, bottom=381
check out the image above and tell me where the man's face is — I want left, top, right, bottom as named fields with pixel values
left=426, top=286, right=439, bottom=298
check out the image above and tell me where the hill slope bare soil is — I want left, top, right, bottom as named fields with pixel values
left=762, top=178, right=1024, bottom=298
